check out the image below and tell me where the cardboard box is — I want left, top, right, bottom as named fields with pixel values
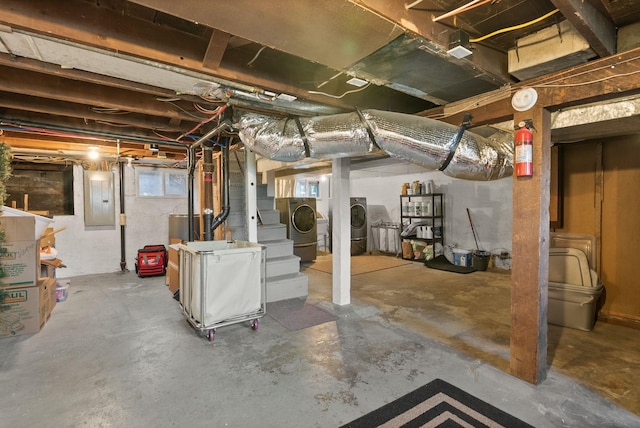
left=0, top=280, right=49, bottom=338
left=1, top=240, right=38, bottom=286
left=46, top=278, right=57, bottom=315
left=167, top=261, right=179, bottom=294
left=0, top=216, right=39, bottom=287
left=1, top=215, right=35, bottom=242
left=169, top=241, right=181, bottom=266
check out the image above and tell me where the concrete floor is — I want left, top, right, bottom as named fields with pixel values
left=1, top=255, right=639, bottom=427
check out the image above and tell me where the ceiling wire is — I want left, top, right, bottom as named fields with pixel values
left=433, top=0, right=492, bottom=22
left=308, top=82, right=372, bottom=99
left=405, top=0, right=425, bottom=9
left=247, top=46, right=267, bottom=67
left=469, top=9, right=560, bottom=43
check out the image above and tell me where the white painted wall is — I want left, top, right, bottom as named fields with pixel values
left=53, top=164, right=193, bottom=278
left=290, top=159, right=514, bottom=256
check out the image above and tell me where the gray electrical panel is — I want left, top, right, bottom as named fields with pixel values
left=84, top=170, right=115, bottom=226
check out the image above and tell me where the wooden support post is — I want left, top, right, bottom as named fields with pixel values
left=510, top=106, right=551, bottom=384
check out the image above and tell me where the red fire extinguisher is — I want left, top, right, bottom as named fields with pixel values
left=514, top=121, right=533, bottom=177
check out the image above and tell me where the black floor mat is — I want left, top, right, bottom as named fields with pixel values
left=425, top=255, right=477, bottom=274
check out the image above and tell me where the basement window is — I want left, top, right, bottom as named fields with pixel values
left=5, top=162, right=74, bottom=215
left=136, top=168, right=187, bottom=197
left=294, top=179, right=319, bottom=198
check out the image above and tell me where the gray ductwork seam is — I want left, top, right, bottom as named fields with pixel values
left=355, top=107, right=380, bottom=151
left=438, top=114, right=472, bottom=172
left=292, top=117, right=311, bottom=158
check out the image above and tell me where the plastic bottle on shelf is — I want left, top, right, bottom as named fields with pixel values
left=426, top=225, right=433, bottom=239
left=414, top=201, right=422, bottom=216
left=402, top=200, right=409, bottom=216
left=424, top=200, right=432, bottom=216
left=401, top=183, right=409, bottom=195
left=408, top=201, right=415, bottom=216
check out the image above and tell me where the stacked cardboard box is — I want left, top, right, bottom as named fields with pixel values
left=166, top=240, right=180, bottom=294
left=0, top=216, right=56, bottom=338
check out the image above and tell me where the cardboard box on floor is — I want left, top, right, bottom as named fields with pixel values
left=167, top=240, right=181, bottom=293
left=167, top=261, right=179, bottom=293
left=0, top=216, right=39, bottom=287
left=0, top=278, right=55, bottom=339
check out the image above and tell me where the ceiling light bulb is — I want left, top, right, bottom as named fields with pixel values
left=88, top=150, right=100, bottom=160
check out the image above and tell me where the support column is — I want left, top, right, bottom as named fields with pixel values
left=245, top=149, right=258, bottom=243
left=331, top=158, right=351, bottom=306
left=510, top=107, right=551, bottom=384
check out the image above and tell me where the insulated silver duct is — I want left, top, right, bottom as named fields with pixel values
left=237, top=109, right=513, bottom=181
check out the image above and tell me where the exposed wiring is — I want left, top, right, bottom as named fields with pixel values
left=90, top=107, right=130, bottom=114
left=316, top=71, right=344, bottom=89
left=247, top=46, right=267, bottom=67
left=176, top=104, right=228, bottom=141
left=308, top=82, right=372, bottom=99
left=433, top=0, right=492, bottom=22
left=193, top=103, right=220, bottom=114
left=152, top=130, right=178, bottom=141
left=405, top=0, right=425, bottom=9
left=94, top=120, right=134, bottom=128
left=469, top=9, right=560, bottom=43
left=165, top=101, right=210, bottom=119
left=156, top=96, right=182, bottom=102
left=533, top=69, right=640, bottom=88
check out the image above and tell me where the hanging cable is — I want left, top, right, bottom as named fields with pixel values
left=469, top=9, right=560, bottom=43
left=177, top=104, right=228, bottom=142
left=405, top=0, right=425, bottom=9
left=247, top=46, right=267, bottom=67
left=433, top=0, right=492, bottom=22
left=308, top=82, right=372, bottom=99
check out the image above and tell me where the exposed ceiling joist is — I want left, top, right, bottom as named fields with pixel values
left=203, top=30, right=232, bottom=70
left=0, top=64, right=202, bottom=123
left=421, top=46, right=640, bottom=126
left=550, top=0, right=617, bottom=58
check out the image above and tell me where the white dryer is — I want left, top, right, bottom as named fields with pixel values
left=276, top=197, right=317, bottom=262
left=350, top=197, right=367, bottom=255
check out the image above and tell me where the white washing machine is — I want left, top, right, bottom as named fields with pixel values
left=350, top=197, right=367, bottom=255
left=276, top=197, right=317, bottom=262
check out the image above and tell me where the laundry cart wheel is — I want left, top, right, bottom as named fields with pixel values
left=251, top=319, right=259, bottom=331
left=208, top=329, right=215, bottom=342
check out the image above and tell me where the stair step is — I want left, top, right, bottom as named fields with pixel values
left=257, top=196, right=274, bottom=211
left=266, top=255, right=300, bottom=278
left=258, top=209, right=280, bottom=225
left=258, top=224, right=287, bottom=241
left=266, top=273, right=309, bottom=303
left=261, top=239, right=294, bottom=259
left=257, top=184, right=269, bottom=198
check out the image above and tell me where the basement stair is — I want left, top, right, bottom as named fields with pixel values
left=256, top=184, right=309, bottom=302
